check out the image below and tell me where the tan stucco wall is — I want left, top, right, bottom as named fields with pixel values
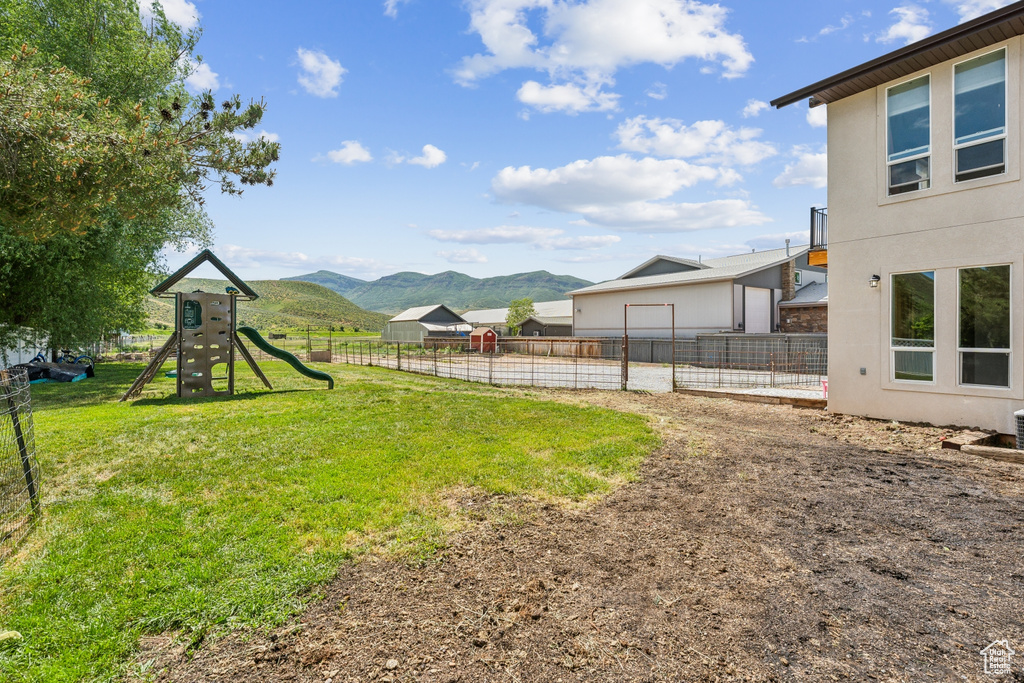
left=828, top=36, right=1024, bottom=432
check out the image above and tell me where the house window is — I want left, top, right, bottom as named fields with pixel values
left=887, top=76, right=931, bottom=195
left=959, top=265, right=1010, bottom=387
left=892, top=271, right=935, bottom=381
left=954, top=49, right=1006, bottom=182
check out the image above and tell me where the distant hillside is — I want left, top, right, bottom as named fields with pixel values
left=284, top=269, right=593, bottom=314
left=285, top=270, right=367, bottom=296
left=146, top=277, right=389, bottom=331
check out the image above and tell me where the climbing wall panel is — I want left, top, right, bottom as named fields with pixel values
left=176, top=292, right=235, bottom=397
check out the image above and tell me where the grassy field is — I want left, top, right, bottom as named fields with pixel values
left=0, top=362, right=656, bottom=681
left=144, top=277, right=390, bottom=332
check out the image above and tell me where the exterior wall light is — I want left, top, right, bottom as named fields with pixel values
left=869, top=274, right=881, bottom=288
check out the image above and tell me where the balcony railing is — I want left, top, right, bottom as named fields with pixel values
left=810, top=206, right=827, bottom=250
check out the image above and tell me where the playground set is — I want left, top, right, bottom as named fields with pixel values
left=120, top=249, right=333, bottom=401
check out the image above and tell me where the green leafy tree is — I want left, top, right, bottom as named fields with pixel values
left=0, top=1, right=281, bottom=350
left=505, top=298, right=536, bottom=336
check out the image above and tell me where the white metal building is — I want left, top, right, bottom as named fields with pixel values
left=570, top=246, right=826, bottom=338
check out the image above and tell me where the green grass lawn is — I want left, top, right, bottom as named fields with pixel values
left=0, top=362, right=656, bottom=682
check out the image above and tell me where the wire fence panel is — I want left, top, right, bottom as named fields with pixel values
left=674, top=335, right=827, bottom=389
left=332, top=338, right=626, bottom=390
left=0, top=367, right=40, bottom=565
left=241, top=332, right=826, bottom=394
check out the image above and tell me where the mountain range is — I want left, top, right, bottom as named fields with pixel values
left=283, top=270, right=594, bottom=314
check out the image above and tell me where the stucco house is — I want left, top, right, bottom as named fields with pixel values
left=772, top=2, right=1024, bottom=432
left=569, top=245, right=826, bottom=338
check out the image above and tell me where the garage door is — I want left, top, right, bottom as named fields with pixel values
left=744, top=287, right=771, bottom=334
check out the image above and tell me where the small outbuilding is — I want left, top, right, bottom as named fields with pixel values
left=519, top=316, right=573, bottom=337
left=470, top=327, right=497, bottom=353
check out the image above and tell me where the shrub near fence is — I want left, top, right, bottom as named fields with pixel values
left=0, top=367, right=40, bottom=564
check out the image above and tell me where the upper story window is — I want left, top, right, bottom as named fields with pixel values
left=954, top=49, right=1006, bottom=182
left=887, top=76, right=931, bottom=195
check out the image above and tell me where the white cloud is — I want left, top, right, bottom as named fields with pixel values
left=773, top=147, right=828, bottom=189
left=646, top=82, right=668, bottom=100
left=492, top=155, right=769, bottom=232
left=429, top=226, right=563, bottom=244
left=877, top=5, right=931, bottom=45
left=231, top=130, right=280, bottom=144
left=319, top=140, right=373, bottom=165
left=438, top=248, right=488, bottom=264
left=806, top=105, right=827, bottom=128
left=185, top=60, right=219, bottom=92
left=384, top=0, right=412, bottom=17
left=428, top=225, right=620, bottom=250
left=516, top=80, right=619, bottom=114
left=455, top=0, right=752, bottom=115
left=946, top=0, right=1013, bottom=22
left=296, top=48, right=346, bottom=98
left=745, top=231, right=808, bottom=250
left=742, top=99, right=769, bottom=118
left=388, top=144, right=447, bottom=168
left=543, top=234, right=620, bottom=249
left=215, top=244, right=390, bottom=278
left=615, top=116, right=777, bottom=166
left=140, top=0, right=200, bottom=29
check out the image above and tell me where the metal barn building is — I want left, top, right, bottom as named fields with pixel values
left=381, top=305, right=471, bottom=342
left=570, top=246, right=827, bottom=338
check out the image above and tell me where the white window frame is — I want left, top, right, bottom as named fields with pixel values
left=952, top=48, right=1008, bottom=183
left=886, top=75, right=932, bottom=196
left=957, top=263, right=1012, bottom=389
left=890, top=270, right=936, bottom=384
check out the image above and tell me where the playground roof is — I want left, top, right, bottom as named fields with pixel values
left=151, top=249, right=259, bottom=300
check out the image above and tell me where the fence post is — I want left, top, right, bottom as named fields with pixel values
left=574, top=340, right=579, bottom=389
left=621, top=335, right=629, bottom=391
left=488, top=348, right=494, bottom=385
left=396, top=342, right=401, bottom=371
left=1, top=377, right=38, bottom=516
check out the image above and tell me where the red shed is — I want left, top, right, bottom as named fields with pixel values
left=470, top=327, right=497, bottom=353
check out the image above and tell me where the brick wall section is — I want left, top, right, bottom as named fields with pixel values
left=781, top=260, right=796, bottom=301
left=780, top=305, right=827, bottom=334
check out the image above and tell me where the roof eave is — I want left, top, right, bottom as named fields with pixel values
left=771, top=0, right=1024, bottom=109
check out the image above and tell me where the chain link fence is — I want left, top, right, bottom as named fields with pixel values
left=1, top=367, right=40, bottom=564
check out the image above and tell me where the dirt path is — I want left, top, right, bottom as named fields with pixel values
left=151, top=393, right=1024, bottom=682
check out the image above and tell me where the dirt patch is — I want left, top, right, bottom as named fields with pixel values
left=146, top=393, right=1024, bottom=682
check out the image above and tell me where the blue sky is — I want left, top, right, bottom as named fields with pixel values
left=157, top=0, right=1012, bottom=283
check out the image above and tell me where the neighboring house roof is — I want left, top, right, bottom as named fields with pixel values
left=779, top=282, right=828, bottom=308
left=388, top=304, right=465, bottom=323
left=462, top=300, right=574, bottom=325
left=619, top=255, right=709, bottom=279
left=772, top=1, right=1024, bottom=109
left=570, top=245, right=810, bottom=296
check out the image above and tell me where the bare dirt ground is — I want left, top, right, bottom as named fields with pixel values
left=149, top=392, right=1024, bottom=682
